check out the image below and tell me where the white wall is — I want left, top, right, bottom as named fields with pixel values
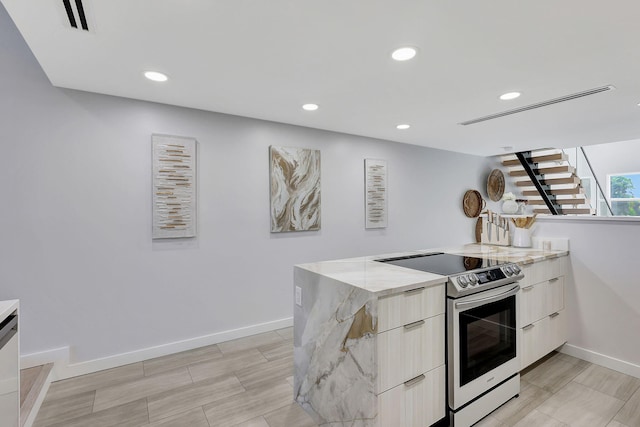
left=536, top=218, right=640, bottom=372
left=0, top=5, right=492, bottom=368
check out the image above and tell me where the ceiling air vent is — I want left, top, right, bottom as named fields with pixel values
left=459, top=85, right=615, bottom=126
left=62, top=0, right=89, bottom=31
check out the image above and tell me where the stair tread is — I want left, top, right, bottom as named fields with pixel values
left=20, top=363, right=54, bottom=427
left=523, top=187, right=583, bottom=196
left=509, top=165, right=575, bottom=177
left=20, top=366, right=43, bottom=406
left=534, top=208, right=592, bottom=214
left=516, top=175, right=581, bottom=186
left=502, top=152, right=567, bottom=166
left=526, top=198, right=587, bottom=205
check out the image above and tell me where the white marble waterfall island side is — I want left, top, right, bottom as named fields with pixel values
left=293, top=245, right=569, bottom=427
left=293, top=254, right=448, bottom=427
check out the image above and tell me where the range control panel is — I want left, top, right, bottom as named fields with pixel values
left=448, top=264, right=523, bottom=298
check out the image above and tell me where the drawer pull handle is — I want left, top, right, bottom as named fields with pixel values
left=404, top=287, right=425, bottom=294
left=549, top=278, right=559, bottom=283
left=404, top=320, right=425, bottom=330
left=522, top=285, right=534, bottom=291
left=550, top=312, right=560, bottom=318
left=523, top=324, right=535, bottom=330
left=404, top=374, right=425, bottom=387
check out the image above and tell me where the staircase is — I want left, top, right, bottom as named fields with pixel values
left=20, top=363, right=54, bottom=427
left=500, top=149, right=593, bottom=215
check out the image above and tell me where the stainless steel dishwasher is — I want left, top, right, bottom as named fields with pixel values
left=0, top=310, right=19, bottom=427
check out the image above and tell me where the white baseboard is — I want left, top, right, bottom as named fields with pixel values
left=560, top=344, right=640, bottom=379
left=30, top=317, right=293, bottom=380
left=21, top=347, right=69, bottom=370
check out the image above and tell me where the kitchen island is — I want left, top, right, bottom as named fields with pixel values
left=293, top=244, right=568, bottom=427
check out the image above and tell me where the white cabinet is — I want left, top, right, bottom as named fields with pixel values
left=519, top=257, right=568, bottom=370
left=520, top=281, right=546, bottom=327
left=378, top=284, right=445, bottom=332
left=378, top=365, right=446, bottom=427
left=377, top=285, right=446, bottom=427
left=548, top=309, right=568, bottom=351
left=377, top=314, right=445, bottom=393
left=0, top=303, right=19, bottom=427
left=547, top=278, right=564, bottom=315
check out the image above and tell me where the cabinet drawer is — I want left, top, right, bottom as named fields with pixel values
left=548, top=309, right=567, bottom=351
left=520, top=309, right=567, bottom=370
left=518, top=256, right=567, bottom=288
left=520, top=281, right=547, bottom=326
left=547, top=276, right=564, bottom=315
left=378, top=365, right=446, bottom=427
left=378, top=284, right=445, bottom=332
left=377, top=314, right=445, bottom=393
left=548, top=256, right=568, bottom=278
left=520, top=317, right=548, bottom=370
left=520, top=276, right=564, bottom=327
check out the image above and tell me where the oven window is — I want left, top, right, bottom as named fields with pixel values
left=459, top=295, right=516, bottom=386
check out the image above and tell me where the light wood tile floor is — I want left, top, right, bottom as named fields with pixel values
left=33, top=334, right=640, bottom=427
left=33, top=328, right=315, bottom=427
left=477, top=352, right=640, bottom=427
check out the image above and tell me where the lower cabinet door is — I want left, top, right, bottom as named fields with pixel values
left=378, top=365, right=446, bottom=427
left=548, top=309, right=567, bottom=351
left=520, top=310, right=568, bottom=370
left=547, top=277, right=565, bottom=314
left=520, top=317, right=549, bottom=370
left=520, top=282, right=547, bottom=327
left=377, top=314, right=445, bottom=393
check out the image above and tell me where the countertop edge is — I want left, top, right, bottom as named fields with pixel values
left=295, top=244, right=569, bottom=295
left=294, top=263, right=448, bottom=296
left=0, top=299, right=19, bottom=322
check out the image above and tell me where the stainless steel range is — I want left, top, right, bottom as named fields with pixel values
left=377, top=252, right=524, bottom=427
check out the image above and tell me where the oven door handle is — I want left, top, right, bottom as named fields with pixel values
left=454, top=285, right=520, bottom=310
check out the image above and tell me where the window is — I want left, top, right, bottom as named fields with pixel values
left=608, top=172, right=640, bottom=216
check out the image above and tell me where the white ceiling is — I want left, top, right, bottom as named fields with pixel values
left=3, top=0, right=640, bottom=156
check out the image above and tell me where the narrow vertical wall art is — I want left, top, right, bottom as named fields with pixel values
left=365, top=158, right=387, bottom=228
left=152, top=134, right=197, bottom=239
left=270, top=146, right=321, bottom=232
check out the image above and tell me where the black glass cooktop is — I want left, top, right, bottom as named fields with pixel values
left=376, top=252, right=491, bottom=275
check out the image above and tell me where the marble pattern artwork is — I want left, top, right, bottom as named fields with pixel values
left=152, top=134, right=197, bottom=239
left=270, top=146, right=321, bottom=232
left=294, top=267, right=378, bottom=426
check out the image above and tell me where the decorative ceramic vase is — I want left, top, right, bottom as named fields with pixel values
left=502, top=199, right=519, bottom=214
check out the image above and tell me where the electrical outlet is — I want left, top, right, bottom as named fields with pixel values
left=295, top=286, right=302, bottom=307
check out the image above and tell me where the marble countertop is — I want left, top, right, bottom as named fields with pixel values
left=295, top=244, right=568, bottom=296
left=440, top=243, right=568, bottom=265
left=0, top=299, right=19, bottom=322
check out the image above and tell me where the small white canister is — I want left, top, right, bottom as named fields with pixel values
left=511, top=226, right=532, bottom=247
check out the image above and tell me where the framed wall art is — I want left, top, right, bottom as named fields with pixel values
left=152, top=134, right=197, bottom=239
left=365, top=158, right=387, bottom=229
left=270, top=146, right=321, bottom=232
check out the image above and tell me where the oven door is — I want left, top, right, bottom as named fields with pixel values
left=448, top=284, right=520, bottom=410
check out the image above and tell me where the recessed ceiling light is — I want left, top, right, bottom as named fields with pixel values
left=144, top=71, right=168, bottom=82
left=499, top=92, right=521, bottom=100
left=302, top=103, right=319, bottom=111
left=396, top=124, right=411, bottom=130
left=391, top=47, right=417, bottom=61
